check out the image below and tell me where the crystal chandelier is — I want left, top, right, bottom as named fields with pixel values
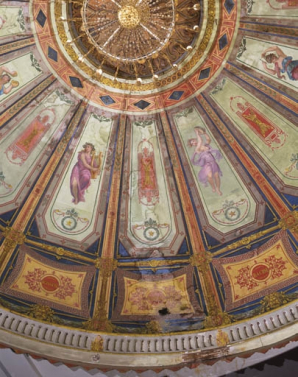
left=59, top=0, right=201, bottom=82
left=83, top=0, right=175, bottom=63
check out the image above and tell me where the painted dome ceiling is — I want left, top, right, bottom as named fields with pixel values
left=0, top=0, right=297, bottom=374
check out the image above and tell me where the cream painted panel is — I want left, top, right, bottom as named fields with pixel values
left=0, top=90, right=73, bottom=205
left=44, top=114, right=113, bottom=241
left=211, top=78, right=298, bottom=186
left=174, top=106, right=257, bottom=232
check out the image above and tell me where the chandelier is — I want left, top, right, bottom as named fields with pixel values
left=59, top=0, right=201, bottom=82
left=83, top=0, right=175, bottom=63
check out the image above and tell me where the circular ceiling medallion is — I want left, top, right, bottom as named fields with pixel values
left=41, top=275, right=60, bottom=292
left=251, top=264, right=270, bottom=281
left=82, top=0, right=175, bottom=63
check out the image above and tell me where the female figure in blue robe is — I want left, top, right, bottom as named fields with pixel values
left=262, top=46, right=298, bottom=81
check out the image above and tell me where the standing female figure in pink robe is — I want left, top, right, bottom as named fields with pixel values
left=189, top=127, right=223, bottom=196
left=70, top=142, right=100, bottom=204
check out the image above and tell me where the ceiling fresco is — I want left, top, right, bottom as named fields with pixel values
left=0, top=0, right=297, bottom=373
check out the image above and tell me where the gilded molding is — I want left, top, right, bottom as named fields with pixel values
left=190, top=252, right=213, bottom=272
left=213, top=225, right=280, bottom=256
left=95, top=258, right=118, bottom=277
left=91, top=115, right=126, bottom=325
left=0, top=228, right=26, bottom=266
left=279, top=211, right=298, bottom=235
left=240, top=23, right=298, bottom=38
left=84, top=303, right=115, bottom=332
left=26, top=239, right=96, bottom=264
left=118, top=259, right=185, bottom=270
left=0, top=76, right=56, bottom=128
left=0, top=38, right=35, bottom=55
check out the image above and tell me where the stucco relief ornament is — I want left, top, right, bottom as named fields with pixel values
left=1, top=228, right=26, bottom=265
left=26, top=304, right=55, bottom=322
left=216, top=329, right=230, bottom=347
left=145, top=320, right=162, bottom=334
left=2, top=228, right=23, bottom=241
left=190, top=252, right=212, bottom=272
left=259, top=291, right=297, bottom=313
left=203, top=308, right=232, bottom=329
left=279, top=211, right=298, bottom=234
left=84, top=302, right=115, bottom=332
left=91, top=335, right=104, bottom=352
left=95, top=258, right=118, bottom=277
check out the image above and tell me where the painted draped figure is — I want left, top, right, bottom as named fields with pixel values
left=189, top=127, right=223, bottom=196
left=261, top=46, right=298, bottom=81
left=138, top=139, right=159, bottom=206
left=70, top=142, right=102, bottom=204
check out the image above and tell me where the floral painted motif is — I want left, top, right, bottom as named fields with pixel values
left=23, top=268, right=76, bottom=300
left=235, top=254, right=286, bottom=291
left=23, top=267, right=46, bottom=292
left=55, top=276, right=77, bottom=300
left=235, top=266, right=258, bottom=290
left=264, top=254, right=286, bottom=279
left=1, top=248, right=95, bottom=317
